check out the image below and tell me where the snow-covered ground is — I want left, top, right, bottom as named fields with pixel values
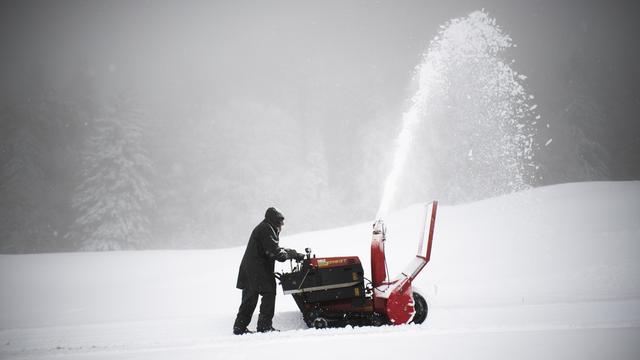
left=1, top=181, right=639, bottom=359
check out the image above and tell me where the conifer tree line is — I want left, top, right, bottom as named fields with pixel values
left=0, top=94, right=340, bottom=253
left=0, top=52, right=617, bottom=254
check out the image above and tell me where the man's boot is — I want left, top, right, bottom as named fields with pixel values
left=233, top=327, right=254, bottom=335
left=256, top=326, right=280, bottom=333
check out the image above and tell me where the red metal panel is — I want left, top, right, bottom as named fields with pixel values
left=370, top=220, right=387, bottom=288
left=385, top=278, right=414, bottom=324
left=425, top=201, right=438, bottom=263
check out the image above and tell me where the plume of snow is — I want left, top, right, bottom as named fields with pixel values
left=377, top=10, right=539, bottom=217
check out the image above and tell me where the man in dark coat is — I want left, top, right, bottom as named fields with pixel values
left=233, top=207, right=304, bottom=335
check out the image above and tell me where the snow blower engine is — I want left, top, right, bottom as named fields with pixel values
left=277, top=201, right=438, bottom=329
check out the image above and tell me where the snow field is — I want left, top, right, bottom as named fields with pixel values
left=1, top=181, right=639, bottom=359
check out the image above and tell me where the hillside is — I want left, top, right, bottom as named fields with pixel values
left=1, top=181, right=639, bottom=359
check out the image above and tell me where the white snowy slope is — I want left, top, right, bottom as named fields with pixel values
left=1, top=181, right=639, bottom=360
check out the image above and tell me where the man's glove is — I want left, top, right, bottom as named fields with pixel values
left=284, top=248, right=306, bottom=261
left=284, top=248, right=298, bottom=260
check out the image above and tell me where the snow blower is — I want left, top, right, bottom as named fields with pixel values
left=278, top=201, right=438, bottom=328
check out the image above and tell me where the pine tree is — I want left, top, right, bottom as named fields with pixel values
left=559, top=52, right=611, bottom=182
left=0, top=97, right=78, bottom=253
left=67, top=98, right=154, bottom=251
left=564, top=95, right=610, bottom=180
left=294, top=134, right=330, bottom=229
left=194, top=100, right=305, bottom=246
left=0, top=105, right=47, bottom=252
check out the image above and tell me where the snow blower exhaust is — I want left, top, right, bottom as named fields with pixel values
left=277, top=201, right=438, bottom=328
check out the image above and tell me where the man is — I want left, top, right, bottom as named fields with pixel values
left=233, top=207, right=304, bottom=335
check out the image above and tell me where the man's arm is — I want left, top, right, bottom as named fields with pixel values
left=260, top=227, right=288, bottom=262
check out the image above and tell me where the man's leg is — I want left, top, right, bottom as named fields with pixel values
left=256, top=292, right=276, bottom=331
left=233, top=288, right=259, bottom=333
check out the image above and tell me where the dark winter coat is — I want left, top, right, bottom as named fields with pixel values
left=236, top=217, right=287, bottom=294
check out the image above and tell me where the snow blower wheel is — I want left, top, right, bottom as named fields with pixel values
left=410, top=291, right=428, bottom=324
left=371, top=313, right=387, bottom=327
left=313, top=317, right=328, bottom=329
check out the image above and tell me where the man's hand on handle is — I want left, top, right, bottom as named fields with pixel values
left=284, top=248, right=306, bottom=261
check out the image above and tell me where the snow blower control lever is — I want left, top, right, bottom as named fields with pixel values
left=278, top=201, right=438, bottom=329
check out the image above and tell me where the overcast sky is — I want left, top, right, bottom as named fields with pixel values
left=2, top=1, right=639, bottom=176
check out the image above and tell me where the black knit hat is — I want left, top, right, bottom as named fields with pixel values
left=265, top=207, right=285, bottom=226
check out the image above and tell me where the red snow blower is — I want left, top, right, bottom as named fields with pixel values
left=278, top=201, right=438, bottom=328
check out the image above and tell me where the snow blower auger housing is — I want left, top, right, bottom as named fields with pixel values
left=278, top=201, right=438, bottom=329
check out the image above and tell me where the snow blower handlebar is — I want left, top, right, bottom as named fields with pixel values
left=284, top=248, right=306, bottom=261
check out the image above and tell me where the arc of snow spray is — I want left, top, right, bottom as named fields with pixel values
left=376, top=65, right=432, bottom=220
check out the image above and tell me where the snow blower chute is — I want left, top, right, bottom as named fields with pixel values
left=278, top=201, right=438, bottom=328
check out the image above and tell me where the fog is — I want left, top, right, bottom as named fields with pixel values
left=1, top=0, right=639, bottom=253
